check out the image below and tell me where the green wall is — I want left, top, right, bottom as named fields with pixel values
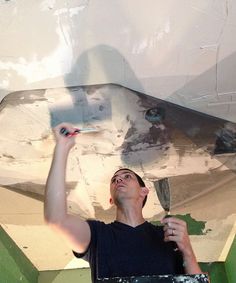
left=225, top=235, right=236, bottom=283
left=38, top=268, right=91, bottom=283
left=200, top=262, right=228, bottom=283
left=0, top=225, right=38, bottom=283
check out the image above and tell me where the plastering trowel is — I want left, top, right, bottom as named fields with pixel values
left=154, top=178, right=171, bottom=216
left=154, top=178, right=178, bottom=251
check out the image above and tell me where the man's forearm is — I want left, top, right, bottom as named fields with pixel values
left=182, top=249, right=202, bottom=274
left=44, top=144, right=70, bottom=224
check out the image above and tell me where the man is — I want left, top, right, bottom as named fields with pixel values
left=44, top=123, right=202, bottom=282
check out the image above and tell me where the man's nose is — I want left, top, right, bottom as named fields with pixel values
left=116, top=176, right=124, bottom=183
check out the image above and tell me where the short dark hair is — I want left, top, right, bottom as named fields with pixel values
left=113, top=168, right=147, bottom=208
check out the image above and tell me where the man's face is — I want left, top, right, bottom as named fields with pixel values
left=109, top=169, right=142, bottom=206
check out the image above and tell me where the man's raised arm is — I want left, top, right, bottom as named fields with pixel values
left=44, top=123, right=91, bottom=254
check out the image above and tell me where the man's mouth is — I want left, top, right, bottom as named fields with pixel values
left=115, top=185, right=126, bottom=190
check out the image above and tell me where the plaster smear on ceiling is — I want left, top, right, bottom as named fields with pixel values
left=0, top=84, right=236, bottom=269
left=0, top=85, right=235, bottom=212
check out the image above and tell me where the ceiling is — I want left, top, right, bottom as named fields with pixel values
left=0, top=0, right=236, bottom=273
left=0, top=84, right=236, bottom=270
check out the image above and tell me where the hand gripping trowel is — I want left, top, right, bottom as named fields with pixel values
left=154, top=178, right=178, bottom=251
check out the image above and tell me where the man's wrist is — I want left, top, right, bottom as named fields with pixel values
left=182, top=250, right=202, bottom=274
left=182, top=247, right=197, bottom=264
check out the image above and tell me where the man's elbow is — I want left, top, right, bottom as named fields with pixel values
left=44, top=210, right=66, bottom=229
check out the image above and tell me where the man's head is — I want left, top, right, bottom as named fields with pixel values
left=109, top=168, right=148, bottom=208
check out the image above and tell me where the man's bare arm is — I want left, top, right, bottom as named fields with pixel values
left=44, top=123, right=91, bottom=254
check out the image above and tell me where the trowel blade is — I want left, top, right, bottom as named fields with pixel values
left=154, top=178, right=171, bottom=214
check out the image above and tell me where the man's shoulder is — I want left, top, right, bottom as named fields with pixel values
left=146, top=221, right=164, bottom=233
left=87, top=219, right=115, bottom=230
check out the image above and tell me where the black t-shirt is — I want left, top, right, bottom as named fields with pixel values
left=73, top=220, right=184, bottom=282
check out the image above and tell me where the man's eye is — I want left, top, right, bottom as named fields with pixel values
left=111, top=178, right=116, bottom=183
left=124, top=174, right=131, bottom=179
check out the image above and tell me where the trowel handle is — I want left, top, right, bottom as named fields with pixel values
left=164, top=212, right=171, bottom=218
left=164, top=214, right=179, bottom=252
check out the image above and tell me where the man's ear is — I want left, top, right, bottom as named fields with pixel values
left=141, top=187, right=149, bottom=197
left=109, top=197, right=114, bottom=205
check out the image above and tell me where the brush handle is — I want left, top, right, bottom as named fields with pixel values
left=60, top=127, right=98, bottom=137
left=60, top=127, right=80, bottom=137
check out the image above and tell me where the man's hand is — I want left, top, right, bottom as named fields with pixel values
left=53, top=123, right=77, bottom=152
left=161, top=216, right=191, bottom=254
left=161, top=216, right=202, bottom=274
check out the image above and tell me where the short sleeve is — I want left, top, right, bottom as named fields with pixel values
left=72, top=220, right=98, bottom=262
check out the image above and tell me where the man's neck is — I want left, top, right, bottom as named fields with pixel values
left=115, top=205, right=145, bottom=227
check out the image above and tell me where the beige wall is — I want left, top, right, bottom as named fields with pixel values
left=1, top=1, right=236, bottom=122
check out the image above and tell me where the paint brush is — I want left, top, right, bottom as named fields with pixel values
left=60, top=127, right=99, bottom=137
